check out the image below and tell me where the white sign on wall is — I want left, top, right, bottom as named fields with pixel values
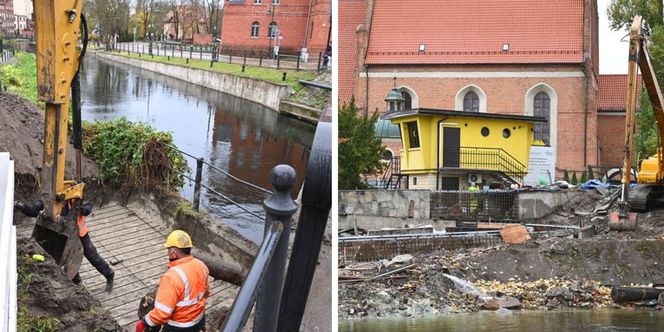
left=523, top=146, right=556, bottom=186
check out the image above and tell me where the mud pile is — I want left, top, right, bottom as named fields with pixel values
left=17, top=238, right=122, bottom=331
left=0, top=92, right=98, bottom=201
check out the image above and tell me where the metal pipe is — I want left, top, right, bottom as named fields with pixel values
left=192, top=158, right=203, bottom=210
left=220, top=221, right=283, bottom=332
left=297, top=79, right=331, bottom=90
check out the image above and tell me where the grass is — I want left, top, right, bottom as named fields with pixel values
left=106, top=51, right=317, bottom=89
left=0, top=52, right=39, bottom=105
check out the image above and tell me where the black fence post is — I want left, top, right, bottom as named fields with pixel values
left=242, top=50, right=247, bottom=72
left=253, top=165, right=298, bottom=332
left=259, top=51, right=263, bottom=67
left=172, top=45, right=175, bottom=57
left=193, top=158, right=204, bottom=211
left=317, top=52, right=322, bottom=72
left=190, top=46, right=193, bottom=59
left=277, top=113, right=331, bottom=331
left=277, top=53, right=280, bottom=69
left=200, top=46, right=203, bottom=60
left=229, top=49, right=233, bottom=64
left=296, top=52, right=301, bottom=71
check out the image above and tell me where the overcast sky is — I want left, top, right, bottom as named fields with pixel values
left=599, top=0, right=629, bottom=74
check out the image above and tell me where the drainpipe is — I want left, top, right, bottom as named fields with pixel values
left=303, top=0, right=313, bottom=48
left=436, top=117, right=449, bottom=190
left=365, top=65, right=370, bottom=116
left=583, top=64, right=589, bottom=168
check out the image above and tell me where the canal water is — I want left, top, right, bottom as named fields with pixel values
left=79, top=54, right=315, bottom=243
left=340, top=310, right=664, bottom=331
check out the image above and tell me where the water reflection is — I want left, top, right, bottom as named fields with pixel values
left=340, top=310, right=664, bottom=332
left=80, top=54, right=314, bottom=243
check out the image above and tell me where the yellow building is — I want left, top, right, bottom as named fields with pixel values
left=383, top=108, right=546, bottom=190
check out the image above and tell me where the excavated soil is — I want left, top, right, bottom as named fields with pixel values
left=17, top=238, right=122, bottom=331
left=0, top=92, right=98, bottom=202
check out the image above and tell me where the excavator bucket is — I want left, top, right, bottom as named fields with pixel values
left=32, top=213, right=84, bottom=280
left=608, top=211, right=637, bottom=231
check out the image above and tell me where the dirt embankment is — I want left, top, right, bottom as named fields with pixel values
left=1, top=92, right=122, bottom=330
left=340, top=188, right=664, bottom=320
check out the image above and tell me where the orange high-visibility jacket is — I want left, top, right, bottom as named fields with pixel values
left=144, top=256, right=210, bottom=329
left=67, top=201, right=89, bottom=237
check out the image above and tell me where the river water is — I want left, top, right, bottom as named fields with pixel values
left=79, top=54, right=315, bottom=243
left=340, top=310, right=664, bottom=331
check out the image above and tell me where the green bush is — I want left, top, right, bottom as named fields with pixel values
left=563, top=170, right=570, bottom=183
left=580, top=171, right=588, bottom=184
left=571, top=172, right=578, bottom=185
left=588, top=167, right=595, bottom=180
left=83, top=118, right=189, bottom=192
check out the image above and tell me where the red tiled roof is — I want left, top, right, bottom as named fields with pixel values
left=339, top=0, right=366, bottom=103
left=598, top=74, right=643, bottom=111
left=366, top=0, right=585, bottom=65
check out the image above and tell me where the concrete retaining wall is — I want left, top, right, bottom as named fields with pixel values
left=279, top=101, right=321, bottom=124
left=97, top=52, right=292, bottom=111
left=516, top=190, right=581, bottom=220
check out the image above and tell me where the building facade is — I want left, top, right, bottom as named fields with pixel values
left=341, top=0, right=602, bottom=181
left=0, top=0, right=14, bottom=35
left=220, top=0, right=331, bottom=55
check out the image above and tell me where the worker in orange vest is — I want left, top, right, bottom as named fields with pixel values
left=136, top=230, right=210, bottom=332
left=63, top=200, right=115, bottom=292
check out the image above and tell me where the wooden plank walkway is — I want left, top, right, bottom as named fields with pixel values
left=18, top=202, right=239, bottom=330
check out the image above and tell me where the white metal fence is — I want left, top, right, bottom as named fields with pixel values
left=0, top=152, right=17, bottom=331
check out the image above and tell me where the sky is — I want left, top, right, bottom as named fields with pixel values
left=599, top=0, right=629, bottom=74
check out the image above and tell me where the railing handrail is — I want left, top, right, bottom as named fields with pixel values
left=460, top=146, right=527, bottom=172
left=0, top=152, right=17, bottom=331
left=220, top=220, right=284, bottom=331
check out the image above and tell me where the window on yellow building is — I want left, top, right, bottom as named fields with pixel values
left=463, top=92, right=479, bottom=112
left=534, top=92, right=550, bottom=144
left=406, top=122, right=420, bottom=148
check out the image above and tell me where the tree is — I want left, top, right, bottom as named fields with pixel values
left=339, top=97, right=386, bottom=190
left=86, top=0, right=131, bottom=44
left=608, top=0, right=664, bottom=164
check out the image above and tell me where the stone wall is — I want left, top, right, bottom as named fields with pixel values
left=97, top=52, right=292, bottom=111
left=339, top=190, right=431, bottom=218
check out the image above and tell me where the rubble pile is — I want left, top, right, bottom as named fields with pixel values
left=475, top=277, right=612, bottom=310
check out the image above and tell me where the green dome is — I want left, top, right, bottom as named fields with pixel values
left=385, top=87, right=405, bottom=102
left=375, top=119, right=401, bottom=138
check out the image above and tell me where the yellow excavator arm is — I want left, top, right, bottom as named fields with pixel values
left=613, top=16, right=664, bottom=230
left=25, top=0, right=88, bottom=278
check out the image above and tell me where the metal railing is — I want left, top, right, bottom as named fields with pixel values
left=0, top=152, right=17, bottom=331
left=453, top=147, right=528, bottom=184
left=221, top=116, right=331, bottom=331
left=380, top=156, right=402, bottom=189
left=430, top=190, right=518, bottom=221
left=114, top=42, right=328, bottom=72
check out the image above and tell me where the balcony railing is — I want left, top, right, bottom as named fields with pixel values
left=445, top=147, right=528, bottom=184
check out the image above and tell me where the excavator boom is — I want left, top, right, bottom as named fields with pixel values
left=29, top=0, right=87, bottom=278
left=612, top=16, right=664, bottom=231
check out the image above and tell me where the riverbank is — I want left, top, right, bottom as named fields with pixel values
left=339, top=188, right=664, bottom=320
left=96, top=52, right=330, bottom=121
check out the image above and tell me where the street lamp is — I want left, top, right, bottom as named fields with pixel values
left=267, top=5, right=275, bottom=59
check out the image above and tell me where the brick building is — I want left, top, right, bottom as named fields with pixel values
left=220, top=0, right=331, bottom=55
left=0, top=0, right=14, bottom=35
left=341, top=0, right=603, bottom=180
left=12, top=0, right=31, bottom=37
left=597, top=74, right=642, bottom=168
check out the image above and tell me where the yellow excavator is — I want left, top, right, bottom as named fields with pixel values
left=610, top=16, right=664, bottom=231
left=14, top=0, right=89, bottom=278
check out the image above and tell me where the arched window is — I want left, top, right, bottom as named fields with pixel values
left=463, top=91, right=479, bottom=112
left=268, top=22, right=278, bottom=39
left=250, top=21, right=259, bottom=38
left=534, top=92, right=550, bottom=144
left=401, top=91, right=412, bottom=110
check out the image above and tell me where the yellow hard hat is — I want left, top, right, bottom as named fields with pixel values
left=164, top=230, right=193, bottom=249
